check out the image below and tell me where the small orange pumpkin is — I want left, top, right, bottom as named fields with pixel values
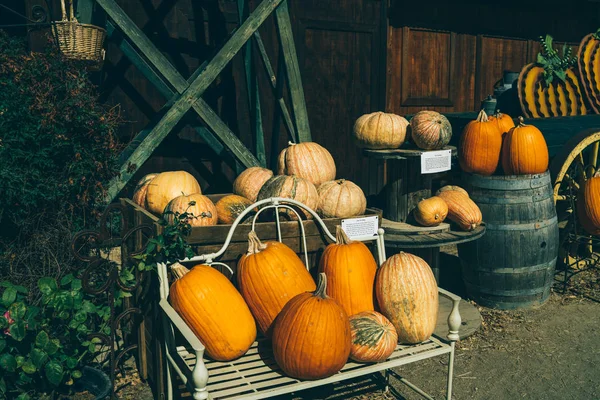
left=232, top=167, right=273, bottom=202
left=349, top=311, right=398, bottom=363
left=413, top=196, right=448, bottom=227
left=317, top=179, right=367, bottom=218
left=215, top=195, right=254, bottom=224
left=146, top=171, right=201, bottom=214
left=501, top=117, right=549, bottom=175
left=436, top=189, right=482, bottom=231
left=459, top=109, right=503, bottom=176
left=165, top=193, right=218, bottom=227
left=278, top=142, right=336, bottom=186
left=132, top=173, right=158, bottom=207
left=577, top=172, right=600, bottom=235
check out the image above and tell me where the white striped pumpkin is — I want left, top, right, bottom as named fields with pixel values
left=410, top=111, right=452, bottom=150
left=349, top=311, right=398, bottom=363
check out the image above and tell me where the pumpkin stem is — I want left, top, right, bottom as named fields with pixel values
left=314, top=272, right=329, bottom=299
left=594, top=170, right=600, bottom=178
left=335, top=225, right=353, bottom=245
left=517, top=116, right=526, bottom=126
left=247, top=230, right=267, bottom=254
left=171, top=262, right=190, bottom=279
left=337, top=179, right=346, bottom=184
left=476, top=109, right=489, bottom=122
left=288, top=141, right=296, bottom=146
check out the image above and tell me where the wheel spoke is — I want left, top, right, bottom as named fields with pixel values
left=563, top=173, right=580, bottom=190
left=588, top=141, right=599, bottom=176
left=577, top=152, right=588, bottom=183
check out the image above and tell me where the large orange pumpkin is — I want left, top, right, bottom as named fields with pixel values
left=146, top=171, right=201, bottom=214
left=375, top=252, right=438, bottom=344
left=488, top=110, right=515, bottom=137
left=277, top=142, right=336, bottom=186
left=459, top=109, right=503, bottom=176
left=237, top=231, right=316, bottom=336
left=349, top=311, right=398, bottom=363
left=272, top=273, right=351, bottom=380
left=257, top=175, right=319, bottom=219
left=353, top=112, right=409, bottom=149
left=413, top=196, right=448, bottom=227
left=164, top=193, right=218, bottom=227
left=317, top=179, right=367, bottom=218
left=215, top=195, right=254, bottom=225
left=501, top=117, right=549, bottom=175
left=436, top=189, right=482, bottom=231
left=318, top=226, right=377, bottom=316
left=169, top=263, right=256, bottom=361
left=409, top=111, right=452, bottom=150
left=232, top=167, right=273, bottom=202
left=577, top=173, right=600, bottom=235
left=132, top=173, right=158, bottom=207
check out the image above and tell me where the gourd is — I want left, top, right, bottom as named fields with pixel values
left=436, top=185, right=469, bottom=197
left=501, top=117, right=549, bottom=175
left=145, top=171, right=201, bottom=214
left=132, top=173, right=158, bottom=207
left=257, top=175, right=319, bottom=219
left=318, top=226, right=377, bottom=316
left=277, top=142, right=336, bottom=186
left=237, top=231, right=316, bottom=336
left=488, top=110, right=515, bottom=136
left=375, top=252, right=438, bottom=344
left=164, top=193, right=218, bottom=227
left=169, top=263, right=256, bottom=361
left=413, top=196, right=448, bottom=227
left=317, top=179, right=367, bottom=218
left=215, top=195, right=254, bottom=225
left=353, top=112, right=409, bottom=149
left=409, top=111, right=452, bottom=150
left=233, top=167, right=273, bottom=202
left=577, top=172, right=600, bottom=235
left=349, top=311, right=398, bottom=363
left=459, top=109, right=502, bottom=176
left=272, top=273, right=351, bottom=380
left=436, top=189, right=482, bottom=231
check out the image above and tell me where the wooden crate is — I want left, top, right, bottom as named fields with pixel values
left=121, top=196, right=382, bottom=398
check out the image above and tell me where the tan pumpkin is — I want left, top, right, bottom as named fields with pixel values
left=215, top=195, right=255, bottom=225
left=409, top=111, right=452, bottom=150
left=353, top=112, right=409, bottom=149
left=277, top=142, right=336, bottom=186
left=318, top=226, right=377, bottom=316
left=436, top=185, right=469, bottom=198
left=375, top=252, right=438, bottom=344
left=232, top=167, right=273, bottom=202
left=272, top=273, right=351, bottom=380
left=577, top=172, right=600, bottom=235
left=257, top=175, right=319, bottom=219
left=132, top=173, right=158, bottom=207
left=459, top=109, right=503, bottom=176
left=413, top=196, right=448, bottom=227
left=436, top=190, right=482, bottom=231
left=317, top=179, right=367, bottom=218
left=237, top=231, right=316, bottom=336
left=488, top=110, right=515, bottom=136
left=165, top=193, right=218, bottom=227
left=146, top=171, right=201, bottom=214
left=501, top=117, right=549, bottom=175
left=169, top=263, right=256, bottom=361
left=349, top=311, right=398, bottom=363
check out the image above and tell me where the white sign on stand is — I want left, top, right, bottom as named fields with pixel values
left=420, top=149, right=452, bottom=174
left=341, top=215, right=379, bottom=241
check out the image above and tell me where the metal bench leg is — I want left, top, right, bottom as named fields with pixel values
left=192, top=349, right=209, bottom=400
left=446, top=342, right=456, bottom=400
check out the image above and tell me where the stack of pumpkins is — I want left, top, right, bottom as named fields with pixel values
left=169, top=227, right=439, bottom=381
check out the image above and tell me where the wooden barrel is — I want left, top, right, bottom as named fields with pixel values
left=457, top=171, right=559, bottom=309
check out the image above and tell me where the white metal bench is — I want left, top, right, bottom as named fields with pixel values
left=157, top=198, right=462, bottom=400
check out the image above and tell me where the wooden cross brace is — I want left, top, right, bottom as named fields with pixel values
left=97, top=0, right=311, bottom=202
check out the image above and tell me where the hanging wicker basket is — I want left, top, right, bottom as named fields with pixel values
left=52, top=0, right=106, bottom=62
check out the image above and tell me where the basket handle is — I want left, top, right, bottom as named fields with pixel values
left=59, top=0, right=78, bottom=22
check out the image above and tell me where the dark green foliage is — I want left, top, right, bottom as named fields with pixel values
left=537, top=34, right=578, bottom=86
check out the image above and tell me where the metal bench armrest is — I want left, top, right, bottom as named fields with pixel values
left=437, top=288, right=462, bottom=343
left=159, top=299, right=205, bottom=352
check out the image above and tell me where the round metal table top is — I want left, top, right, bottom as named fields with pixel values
left=363, top=145, right=457, bottom=160
left=382, top=219, right=486, bottom=249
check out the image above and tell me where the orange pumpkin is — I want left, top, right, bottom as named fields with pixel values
left=132, top=173, right=158, bottom=207
left=436, top=189, right=482, bottom=231
left=488, top=110, right=515, bottom=137
left=215, top=195, right=254, bottom=225
left=146, top=171, right=201, bottom=214
left=232, top=167, right=273, bottom=202
left=257, top=175, right=319, bottom=219
left=413, top=196, right=448, bottom=227
left=501, top=117, right=549, bottom=175
left=318, top=226, right=377, bottom=316
left=272, top=273, right=351, bottom=380
left=436, top=185, right=469, bottom=197
left=459, top=109, right=503, bottom=176
left=317, top=179, right=367, bottom=218
left=237, top=231, right=316, bottom=336
left=169, top=263, right=256, bottom=361
left=577, top=173, right=600, bottom=235
left=409, top=111, right=452, bottom=150
left=277, top=142, right=336, bottom=186
left=349, top=311, right=398, bottom=363
left=165, top=193, right=218, bottom=227
left=375, top=252, right=438, bottom=344
left=353, top=112, right=409, bottom=149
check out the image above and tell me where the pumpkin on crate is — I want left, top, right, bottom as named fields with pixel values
left=272, top=273, right=351, bottom=380
left=436, top=187, right=482, bottom=231
left=232, top=167, right=273, bottom=202
left=501, top=117, right=549, bottom=175
left=215, top=195, right=255, bottom=225
left=165, top=193, right=218, bottom=227
left=237, top=231, right=316, bottom=336
left=349, top=311, right=398, bottom=363
left=375, top=252, right=438, bottom=344
left=577, top=172, right=600, bottom=235
left=353, top=112, right=409, bottom=149
left=488, top=110, right=515, bottom=137
left=277, top=141, right=336, bottom=186
left=132, top=173, right=158, bottom=207
left=257, top=175, right=319, bottom=219
left=317, top=179, right=367, bottom=219
left=145, top=171, right=202, bottom=214
left=459, top=109, right=503, bottom=176
left=409, top=111, right=452, bottom=150
left=318, top=226, right=377, bottom=316
left=169, top=263, right=256, bottom=361
left=413, top=196, right=448, bottom=227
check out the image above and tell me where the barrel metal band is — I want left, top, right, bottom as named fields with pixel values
left=462, top=258, right=557, bottom=274
left=484, top=216, right=558, bottom=231
left=464, top=281, right=551, bottom=296
left=471, top=191, right=554, bottom=204
left=464, top=172, right=551, bottom=190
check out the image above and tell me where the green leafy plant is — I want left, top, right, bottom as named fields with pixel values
left=537, top=34, right=578, bottom=85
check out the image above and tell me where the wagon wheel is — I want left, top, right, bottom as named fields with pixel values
left=550, top=128, right=600, bottom=268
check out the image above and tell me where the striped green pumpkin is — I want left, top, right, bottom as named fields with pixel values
left=577, top=32, right=600, bottom=114
left=349, top=311, right=398, bottom=363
